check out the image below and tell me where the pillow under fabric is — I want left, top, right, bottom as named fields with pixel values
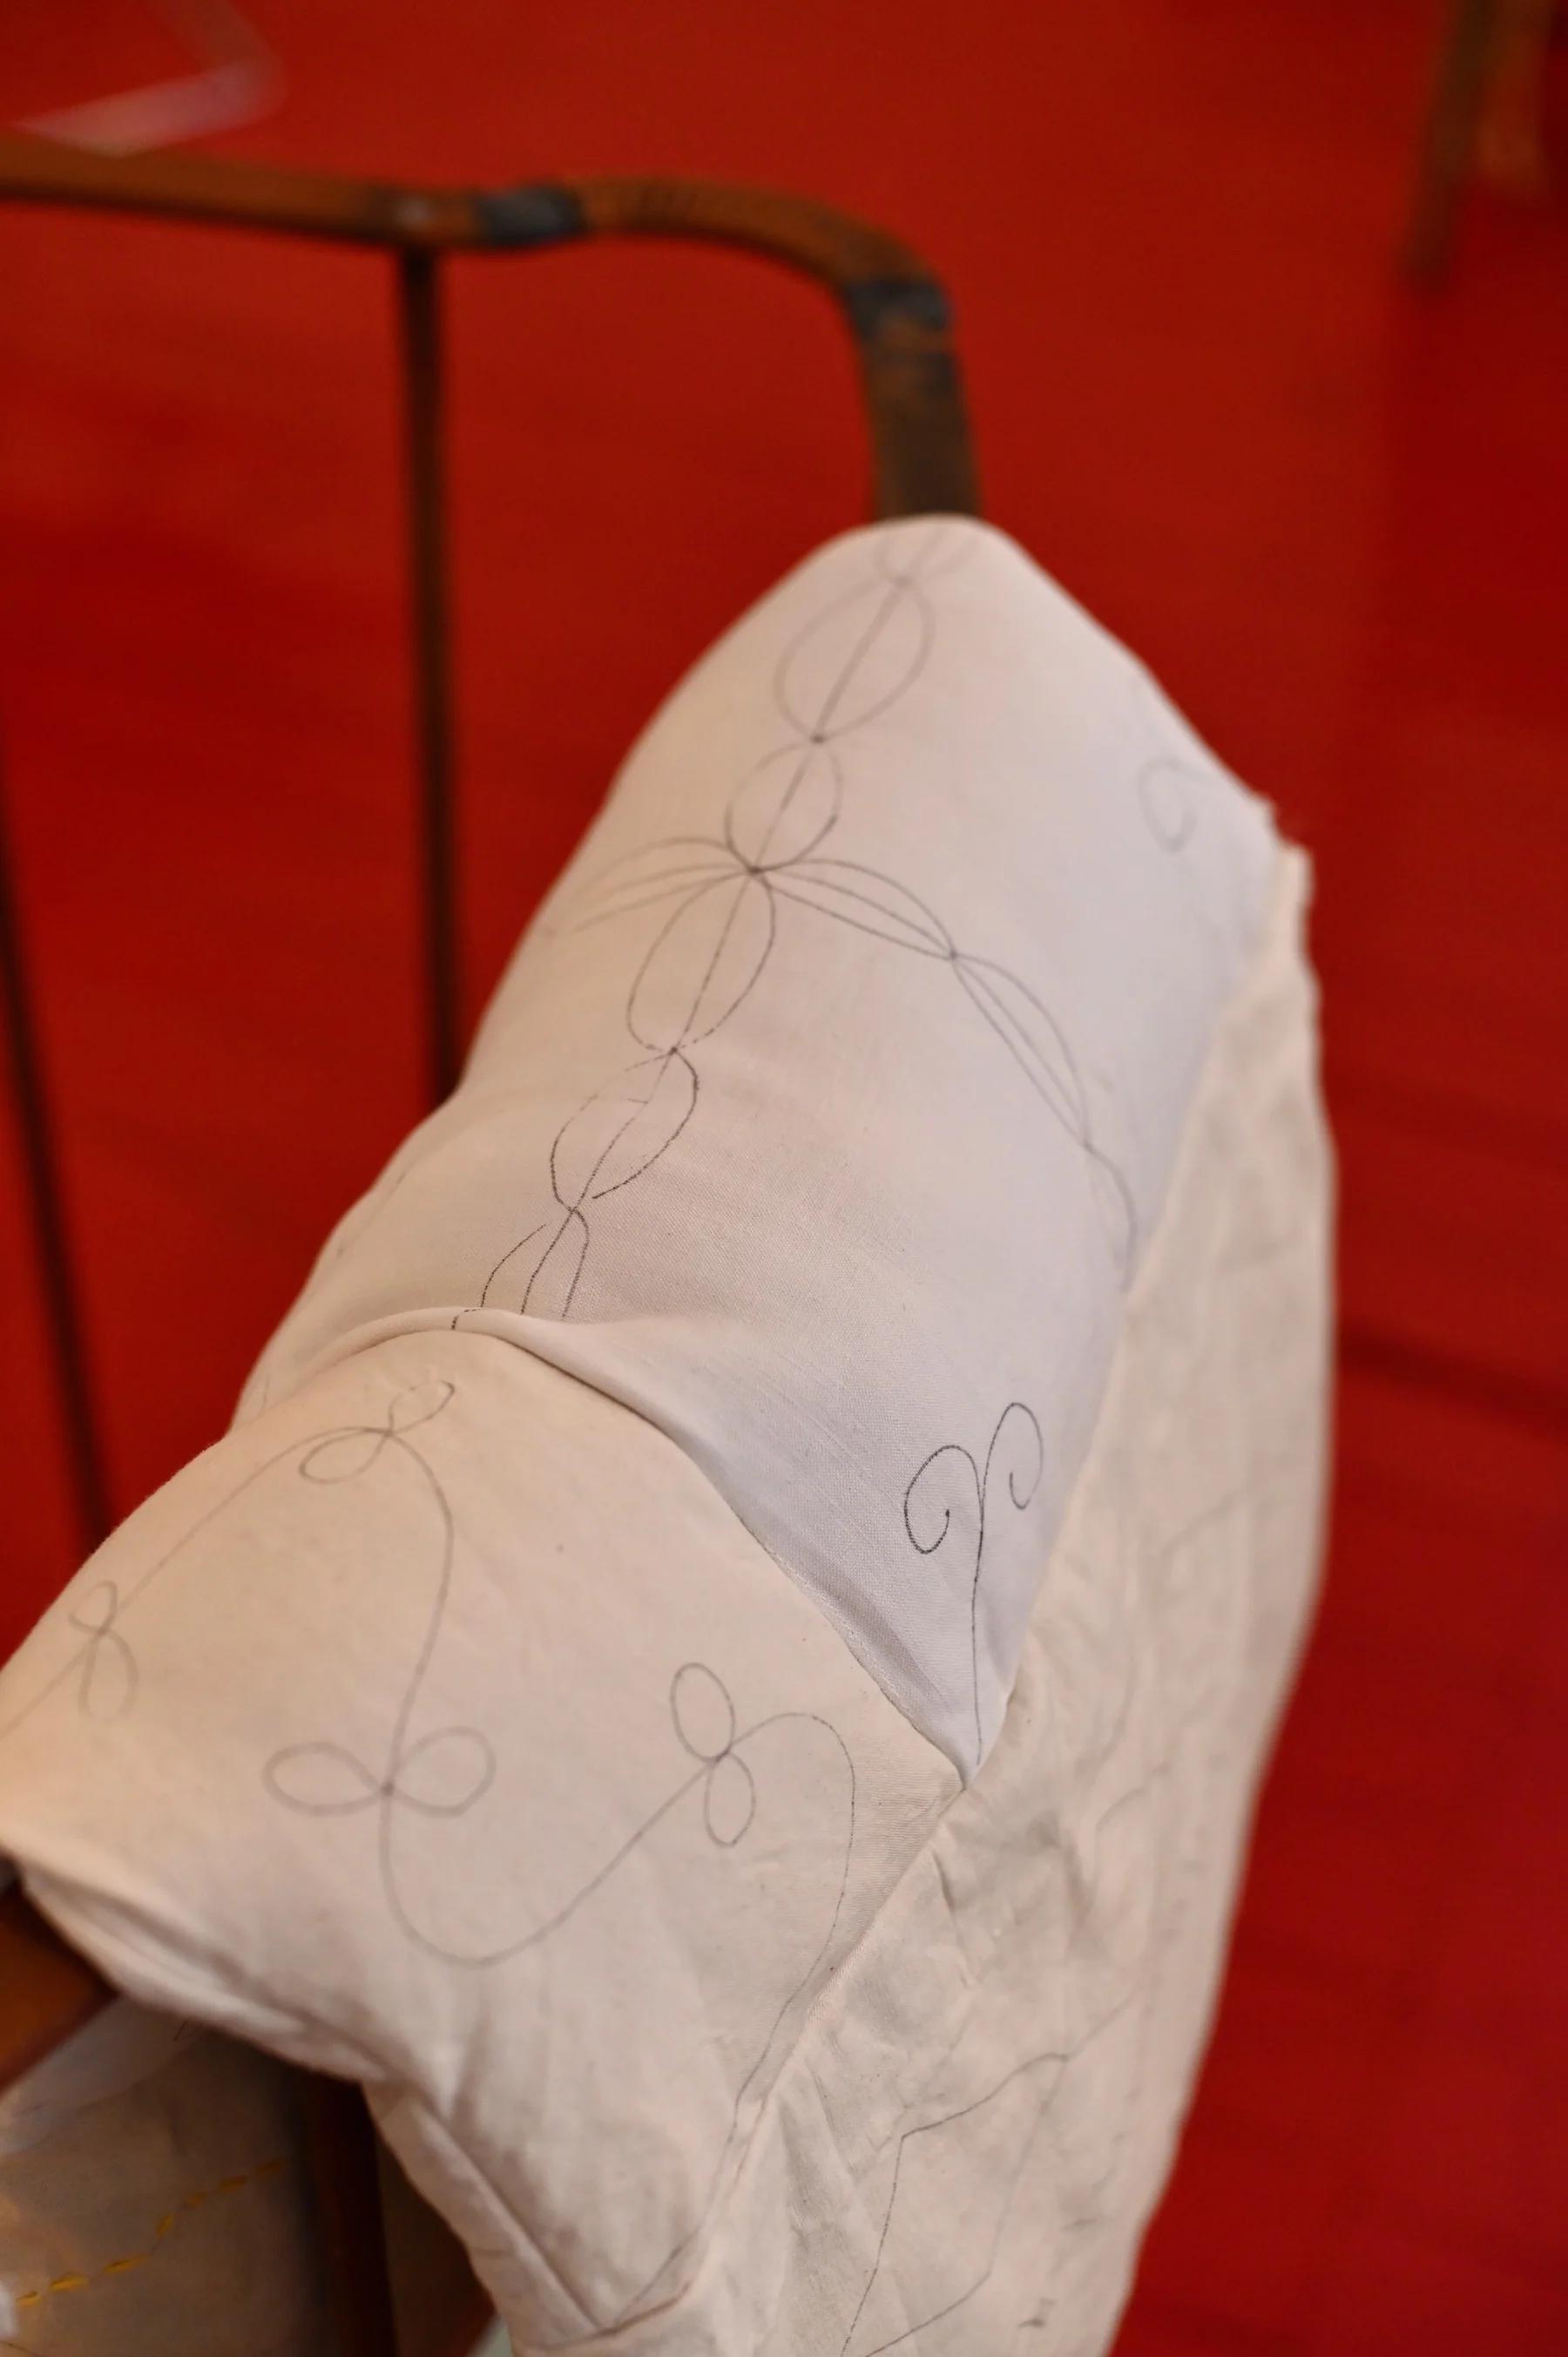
left=0, top=518, right=1331, bottom=2354
left=239, top=516, right=1281, bottom=1781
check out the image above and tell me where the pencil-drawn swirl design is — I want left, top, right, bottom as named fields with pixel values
left=274, top=1631, right=860, bottom=2349
left=903, top=1400, right=1044, bottom=1770
left=280, top=1613, right=861, bottom=2343
left=1127, top=667, right=1257, bottom=978
left=837, top=1995, right=1132, bottom=2357
left=246, top=1389, right=861, bottom=2345
left=553, top=1670, right=860, bottom=2344
left=1138, top=753, right=1201, bottom=852
left=1125, top=663, right=1213, bottom=858
left=266, top=1441, right=856, bottom=1996
left=0, top=1381, right=459, bottom=1758
left=247, top=1391, right=862, bottom=2337
left=460, top=528, right=1135, bottom=1326
left=3, top=1361, right=859, bottom=2344
left=261, top=1381, right=503, bottom=1874
left=66, top=1581, right=137, bottom=1724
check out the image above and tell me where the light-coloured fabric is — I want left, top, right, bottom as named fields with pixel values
left=0, top=1998, right=329, bottom=2356
left=0, top=518, right=1331, bottom=2354
left=238, top=518, right=1278, bottom=1778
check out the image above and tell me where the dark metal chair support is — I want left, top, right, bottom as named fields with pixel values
left=0, top=747, right=112, bottom=1548
left=0, top=131, right=977, bottom=2349
left=0, top=132, right=977, bottom=1563
left=396, top=245, right=461, bottom=1102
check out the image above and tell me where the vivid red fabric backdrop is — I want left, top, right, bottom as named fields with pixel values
left=3, top=3, right=1566, bottom=2349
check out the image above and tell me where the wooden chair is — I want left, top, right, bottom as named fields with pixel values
left=0, top=134, right=976, bottom=2354
left=1404, top=0, right=1560, bottom=283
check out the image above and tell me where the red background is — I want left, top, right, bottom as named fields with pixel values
left=3, top=4, right=1566, bottom=2349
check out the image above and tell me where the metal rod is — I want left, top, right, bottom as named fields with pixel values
left=396, top=245, right=461, bottom=1104
left=0, top=747, right=112, bottom=1549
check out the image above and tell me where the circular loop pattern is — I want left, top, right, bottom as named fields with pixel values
left=670, top=1661, right=737, bottom=1762
left=301, top=1426, right=389, bottom=1485
left=392, top=1724, right=497, bottom=1817
left=1139, top=757, right=1199, bottom=852
left=725, top=740, right=842, bottom=871
left=702, top=1751, right=758, bottom=1848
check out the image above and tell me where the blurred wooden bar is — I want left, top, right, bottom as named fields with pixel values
left=0, top=1878, right=114, bottom=2096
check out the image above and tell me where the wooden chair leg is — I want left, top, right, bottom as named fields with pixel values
left=0, top=1888, right=404, bottom=2351
left=0, top=1880, right=114, bottom=2096
left=1403, top=0, right=1503, bottom=285
left=298, top=2072, right=402, bottom=2357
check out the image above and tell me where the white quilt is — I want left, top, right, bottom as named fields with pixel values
left=0, top=518, right=1331, bottom=2354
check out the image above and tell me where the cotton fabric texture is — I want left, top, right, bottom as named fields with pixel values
left=0, top=518, right=1332, bottom=2354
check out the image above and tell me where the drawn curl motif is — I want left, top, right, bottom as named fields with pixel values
left=0, top=1378, right=860, bottom=2347
left=253, top=1379, right=860, bottom=2343
left=462, top=530, right=1136, bottom=1328
left=263, top=1405, right=857, bottom=1988
left=903, top=1399, right=1044, bottom=1771
left=837, top=1993, right=1133, bottom=2357
left=66, top=1581, right=137, bottom=1724
left=1127, top=666, right=1254, bottom=974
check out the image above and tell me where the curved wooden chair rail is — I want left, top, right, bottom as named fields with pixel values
left=0, top=137, right=977, bottom=520
left=0, top=1878, right=111, bottom=2090
left=0, top=138, right=978, bottom=2355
